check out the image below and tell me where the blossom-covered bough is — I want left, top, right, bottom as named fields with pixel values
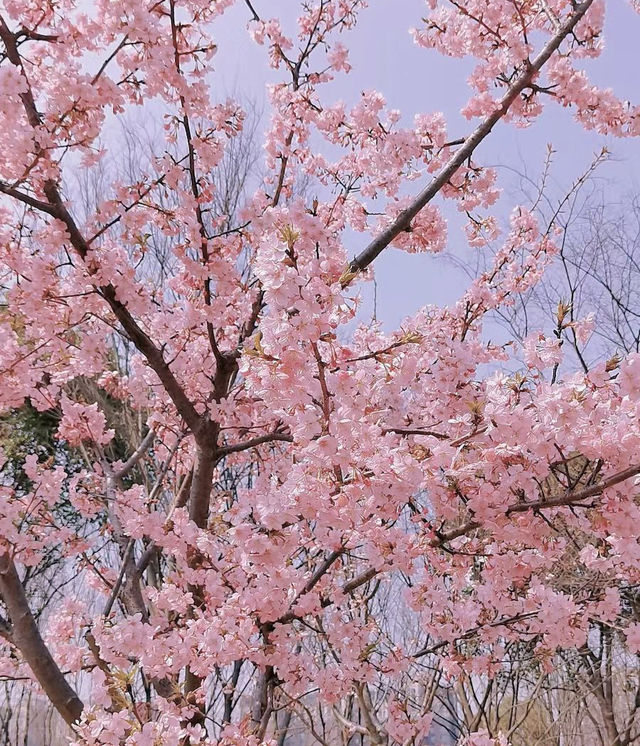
left=1, top=1, right=640, bottom=744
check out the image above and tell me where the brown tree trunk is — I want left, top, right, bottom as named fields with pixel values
left=0, top=555, right=83, bottom=726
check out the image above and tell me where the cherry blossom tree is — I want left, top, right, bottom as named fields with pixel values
left=2, top=1, right=640, bottom=745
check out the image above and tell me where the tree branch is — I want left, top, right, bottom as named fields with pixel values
left=0, top=181, right=59, bottom=214
left=413, top=611, right=538, bottom=658
left=505, top=462, right=640, bottom=515
left=0, top=554, right=83, bottom=725
left=217, top=431, right=293, bottom=457
left=346, top=0, right=595, bottom=279
left=114, top=428, right=155, bottom=480
left=433, top=462, right=640, bottom=546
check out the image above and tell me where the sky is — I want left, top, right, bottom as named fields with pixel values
left=208, top=0, right=640, bottom=331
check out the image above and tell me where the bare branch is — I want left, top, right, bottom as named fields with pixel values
left=102, top=538, right=135, bottom=617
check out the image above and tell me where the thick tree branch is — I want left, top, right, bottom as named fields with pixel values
left=0, top=554, right=83, bottom=725
left=385, top=427, right=448, bottom=439
left=0, top=181, right=59, bottom=214
left=188, top=445, right=218, bottom=529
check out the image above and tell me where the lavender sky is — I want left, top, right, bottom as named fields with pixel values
left=209, top=0, right=640, bottom=330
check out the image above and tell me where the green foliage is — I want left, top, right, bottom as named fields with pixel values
left=0, top=403, right=60, bottom=492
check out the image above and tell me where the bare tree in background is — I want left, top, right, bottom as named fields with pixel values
left=491, top=148, right=640, bottom=371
